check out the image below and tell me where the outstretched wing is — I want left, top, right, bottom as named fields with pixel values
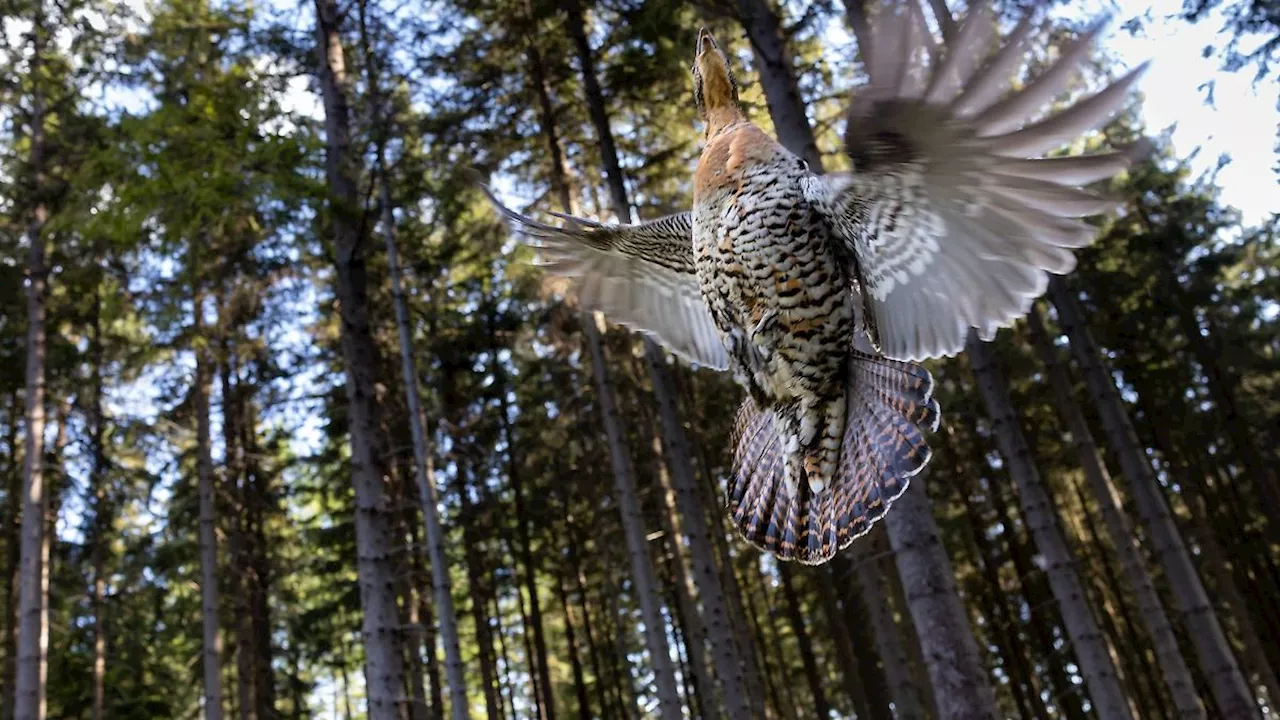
left=481, top=187, right=730, bottom=371
left=807, top=1, right=1149, bottom=361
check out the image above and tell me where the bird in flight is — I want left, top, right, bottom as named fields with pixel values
left=482, top=1, right=1148, bottom=564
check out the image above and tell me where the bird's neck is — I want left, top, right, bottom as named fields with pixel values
left=704, top=105, right=746, bottom=138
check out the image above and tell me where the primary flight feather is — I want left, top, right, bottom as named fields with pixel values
left=481, top=0, right=1147, bottom=564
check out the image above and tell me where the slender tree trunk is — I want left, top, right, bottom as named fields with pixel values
left=829, top=556, right=895, bottom=720
left=355, top=3, right=468, bottom=714
left=581, top=317, right=683, bottom=720
left=223, top=355, right=254, bottom=720
left=557, top=566, right=591, bottom=720
left=883, top=477, right=999, bottom=720
left=522, top=16, right=682, bottom=716
left=1049, top=279, right=1260, bottom=719
left=1027, top=305, right=1206, bottom=718
left=730, top=0, right=824, bottom=169
left=849, top=530, right=929, bottom=720
left=89, top=283, right=110, bottom=720
left=568, top=533, right=612, bottom=720
left=457, top=465, right=502, bottom=720
left=1143, top=418, right=1280, bottom=708
left=817, top=565, right=873, bottom=719
left=649, top=437, right=719, bottom=719
left=777, top=566, right=831, bottom=718
left=312, top=1, right=408, bottom=714
left=238, top=399, right=277, bottom=720
left=194, top=298, right=225, bottom=720
left=948, top=459, right=1050, bottom=720
left=495, top=387, right=554, bottom=720
left=967, top=334, right=1136, bottom=720
left=4, top=391, right=21, bottom=720
left=14, top=10, right=50, bottom=718
left=738, top=563, right=794, bottom=720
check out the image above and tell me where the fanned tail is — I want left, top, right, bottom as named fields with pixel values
left=727, top=352, right=940, bottom=564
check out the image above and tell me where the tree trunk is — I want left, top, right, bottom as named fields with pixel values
left=777, top=566, right=831, bottom=718
left=222, top=354, right=254, bottom=720
left=649, top=437, right=719, bottom=719
left=1049, top=279, right=1260, bottom=719
left=849, top=529, right=930, bottom=720
left=730, top=0, right=824, bottom=169
left=1027, top=305, right=1206, bottom=719
left=522, top=15, right=682, bottom=716
left=581, top=317, right=683, bottom=720
left=829, top=555, right=895, bottom=720
left=817, top=565, right=873, bottom=719
left=354, top=2, right=468, bottom=714
left=564, top=5, right=759, bottom=710
left=89, top=283, right=110, bottom=720
left=967, top=334, right=1136, bottom=720
left=312, top=1, right=408, bottom=714
left=4, top=391, right=20, bottom=720
left=195, top=304, right=225, bottom=720
left=568, top=528, right=612, bottom=720
left=497, top=392, right=554, bottom=720
left=14, top=10, right=50, bottom=718
left=237, top=394, right=277, bottom=720
left=947, top=458, right=1050, bottom=720
left=457, top=465, right=502, bottom=720
left=883, top=477, right=999, bottom=720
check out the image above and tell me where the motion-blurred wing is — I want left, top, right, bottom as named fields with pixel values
left=809, top=0, right=1150, bottom=361
left=481, top=187, right=729, bottom=371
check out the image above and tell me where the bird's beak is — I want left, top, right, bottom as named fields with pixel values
left=697, top=27, right=718, bottom=55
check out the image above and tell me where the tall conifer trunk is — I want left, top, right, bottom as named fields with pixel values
left=14, top=9, right=51, bottom=718
left=1049, top=279, right=1260, bottom=718
left=521, top=9, right=682, bottom=716
left=1027, top=306, right=1206, bottom=718
left=967, top=335, right=1136, bottom=720
left=312, top=1, right=409, bottom=714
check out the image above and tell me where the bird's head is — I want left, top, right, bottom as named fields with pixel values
left=692, top=28, right=741, bottom=132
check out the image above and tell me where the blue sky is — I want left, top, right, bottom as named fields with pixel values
left=1095, top=0, right=1278, bottom=226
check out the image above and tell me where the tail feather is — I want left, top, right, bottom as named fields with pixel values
left=727, top=354, right=940, bottom=564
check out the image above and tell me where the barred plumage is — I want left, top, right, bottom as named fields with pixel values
left=481, top=2, right=1147, bottom=564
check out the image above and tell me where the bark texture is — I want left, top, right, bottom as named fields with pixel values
left=967, top=334, right=1136, bottom=720
left=313, top=1, right=409, bottom=714
left=1028, top=305, right=1206, bottom=719
left=1049, top=279, right=1260, bottom=719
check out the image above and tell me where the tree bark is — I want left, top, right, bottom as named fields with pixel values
left=4, top=391, right=20, bottom=720
left=222, top=353, right=254, bottom=720
left=89, top=282, right=110, bottom=720
left=1049, top=279, right=1260, bottom=719
left=522, top=13, right=682, bottom=715
left=967, top=334, right=1136, bottom=720
left=312, top=1, right=408, bottom=714
left=947, top=458, right=1050, bottom=720
left=1027, top=305, right=1206, bottom=719
left=849, top=529, right=930, bottom=720
left=777, top=566, right=831, bottom=718
left=730, top=0, right=824, bottom=169
left=817, top=565, right=874, bottom=719
left=354, top=2, right=468, bottom=714
left=14, top=9, right=50, bottom=718
left=563, top=5, right=760, bottom=713
left=581, top=317, right=683, bottom=720
left=457, top=463, right=502, bottom=720
left=883, top=477, right=999, bottom=720
left=829, top=555, right=895, bottom=720
left=194, top=296, right=225, bottom=720
left=649, top=436, right=719, bottom=719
